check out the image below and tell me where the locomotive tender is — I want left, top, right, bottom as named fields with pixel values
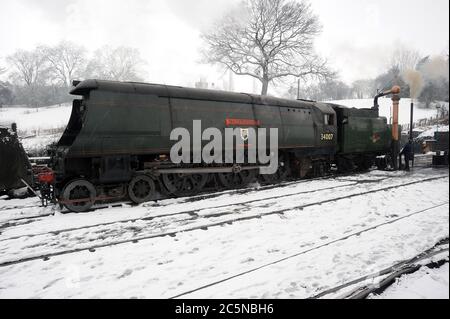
left=0, top=123, right=33, bottom=196
left=48, top=79, right=393, bottom=212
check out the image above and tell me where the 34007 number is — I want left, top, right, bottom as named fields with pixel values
left=321, top=133, right=334, bottom=141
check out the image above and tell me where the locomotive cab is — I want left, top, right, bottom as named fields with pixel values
left=313, top=102, right=337, bottom=147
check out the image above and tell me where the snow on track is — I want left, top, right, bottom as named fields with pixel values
left=369, top=263, right=449, bottom=299
left=0, top=171, right=446, bottom=266
left=175, top=204, right=449, bottom=299
left=0, top=168, right=447, bottom=298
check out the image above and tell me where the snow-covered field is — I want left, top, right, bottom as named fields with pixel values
left=0, top=167, right=448, bottom=298
left=0, top=104, right=71, bottom=155
left=0, top=104, right=71, bottom=133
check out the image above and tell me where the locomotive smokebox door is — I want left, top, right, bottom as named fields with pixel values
left=99, top=156, right=132, bottom=183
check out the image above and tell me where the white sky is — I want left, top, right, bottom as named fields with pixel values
left=0, top=0, right=448, bottom=94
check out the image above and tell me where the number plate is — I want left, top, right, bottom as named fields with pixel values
left=321, top=133, right=334, bottom=141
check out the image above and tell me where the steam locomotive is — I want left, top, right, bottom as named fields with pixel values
left=41, top=79, right=394, bottom=212
left=0, top=123, right=33, bottom=197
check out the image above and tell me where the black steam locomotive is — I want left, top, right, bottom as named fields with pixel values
left=42, top=79, right=394, bottom=212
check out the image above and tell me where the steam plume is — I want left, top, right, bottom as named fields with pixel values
left=402, top=69, right=423, bottom=99
left=402, top=55, right=449, bottom=99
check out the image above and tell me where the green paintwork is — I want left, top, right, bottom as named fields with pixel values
left=334, top=106, right=391, bottom=155
left=60, top=80, right=337, bottom=159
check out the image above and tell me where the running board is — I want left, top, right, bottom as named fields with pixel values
left=154, top=165, right=264, bottom=175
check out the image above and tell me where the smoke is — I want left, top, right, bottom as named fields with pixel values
left=420, top=55, right=449, bottom=82
left=402, top=55, right=449, bottom=99
left=402, top=69, right=423, bottom=99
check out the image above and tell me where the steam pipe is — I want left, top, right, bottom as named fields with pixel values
left=373, top=86, right=401, bottom=170
left=373, top=86, right=401, bottom=111
left=391, top=88, right=401, bottom=171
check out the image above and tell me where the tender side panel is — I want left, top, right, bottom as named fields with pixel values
left=170, top=97, right=255, bottom=154
left=335, top=107, right=391, bottom=154
left=279, top=106, right=314, bottom=148
left=253, top=103, right=284, bottom=149
left=67, top=91, right=171, bottom=157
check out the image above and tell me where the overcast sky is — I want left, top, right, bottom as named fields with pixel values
left=0, top=0, right=448, bottom=94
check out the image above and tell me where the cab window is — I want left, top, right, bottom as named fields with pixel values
left=324, top=114, right=334, bottom=125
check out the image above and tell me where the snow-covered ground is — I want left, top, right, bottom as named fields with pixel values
left=416, top=125, right=449, bottom=139
left=370, top=263, right=449, bottom=299
left=0, top=104, right=71, bottom=155
left=0, top=100, right=448, bottom=299
left=0, top=104, right=71, bottom=133
left=0, top=167, right=448, bottom=298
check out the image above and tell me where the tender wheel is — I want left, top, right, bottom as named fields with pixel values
left=128, top=175, right=157, bottom=204
left=218, top=170, right=257, bottom=189
left=61, top=179, right=96, bottom=213
left=162, top=173, right=208, bottom=197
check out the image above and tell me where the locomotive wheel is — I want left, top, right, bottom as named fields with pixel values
left=128, top=175, right=156, bottom=204
left=61, top=179, right=97, bottom=213
left=162, top=173, right=208, bottom=197
left=261, top=157, right=291, bottom=184
left=218, top=170, right=257, bottom=189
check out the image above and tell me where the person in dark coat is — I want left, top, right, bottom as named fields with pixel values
left=400, top=140, right=413, bottom=171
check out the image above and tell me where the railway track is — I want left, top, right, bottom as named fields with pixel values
left=0, top=203, right=40, bottom=211
left=0, top=175, right=447, bottom=268
left=0, top=173, right=443, bottom=241
left=168, top=205, right=449, bottom=299
left=0, top=165, right=428, bottom=231
left=0, top=169, right=393, bottom=231
left=0, top=180, right=359, bottom=241
left=0, top=173, right=338, bottom=227
left=309, top=238, right=449, bottom=299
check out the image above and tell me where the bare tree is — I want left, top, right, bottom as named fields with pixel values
left=85, top=46, right=146, bottom=82
left=6, top=49, right=49, bottom=87
left=42, top=41, right=86, bottom=87
left=352, top=79, right=376, bottom=99
left=201, top=0, right=334, bottom=95
left=389, top=45, right=422, bottom=73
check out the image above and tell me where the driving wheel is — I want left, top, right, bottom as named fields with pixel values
left=128, top=175, right=157, bottom=204
left=61, top=179, right=97, bottom=213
